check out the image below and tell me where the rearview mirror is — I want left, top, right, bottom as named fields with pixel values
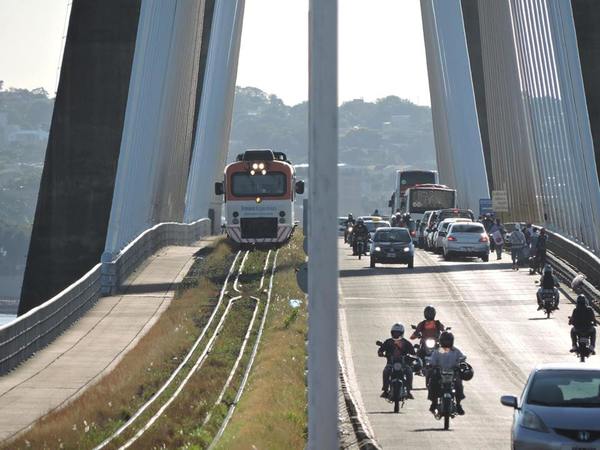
left=214, top=182, right=224, bottom=196
left=295, top=180, right=305, bottom=195
left=376, top=340, right=383, bottom=346
left=500, top=395, right=519, bottom=409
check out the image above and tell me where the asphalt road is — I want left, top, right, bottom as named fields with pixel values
left=339, top=238, right=588, bottom=449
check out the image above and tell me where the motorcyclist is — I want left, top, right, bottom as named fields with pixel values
left=537, top=264, right=560, bottom=310
left=427, top=331, right=466, bottom=415
left=377, top=323, right=415, bottom=399
left=569, top=295, right=597, bottom=354
left=344, top=213, right=355, bottom=243
left=410, top=306, right=445, bottom=348
left=352, top=218, right=369, bottom=255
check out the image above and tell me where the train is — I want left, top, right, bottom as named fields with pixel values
left=215, top=149, right=304, bottom=244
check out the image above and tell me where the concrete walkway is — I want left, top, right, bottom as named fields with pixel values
left=0, top=241, right=211, bottom=442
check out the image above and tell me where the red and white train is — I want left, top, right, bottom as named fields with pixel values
left=215, top=149, right=304, bottom=244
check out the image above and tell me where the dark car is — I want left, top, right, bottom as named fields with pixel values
left=369, top=227, right=415, bottom=268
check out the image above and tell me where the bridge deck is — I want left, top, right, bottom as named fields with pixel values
left=0, top=241, right=210, bottom=442
left=339, top=238, right=595, bottom=449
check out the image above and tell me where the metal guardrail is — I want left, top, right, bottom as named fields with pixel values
left=0, top=218, right=211, bottom=376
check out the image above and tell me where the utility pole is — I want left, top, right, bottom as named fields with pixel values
left=308, top=0, right=338, bottom=448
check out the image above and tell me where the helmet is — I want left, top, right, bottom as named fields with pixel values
left=424, top=305, right=436, bottom=321
left=543, top=264, right=553, bottom=274
left=348, top=213, right=353, bottom=219
left=439, top=331, right=454, bottom=348
left=459, top=362, right=474, bottom=381
left=404, top=213, right=411, bottom=221
left=577, top=294, right=588, bottom=308
left=390, top=323, right=404, bottom=339
left=357, top=218, right=364, bottom=224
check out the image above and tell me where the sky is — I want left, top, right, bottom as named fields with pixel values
left=0, top=0, right=431, bottom=106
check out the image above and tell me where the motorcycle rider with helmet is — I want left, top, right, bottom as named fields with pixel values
left=410, top=306, right=445, bottom=347
left=569, top=295, right=597, bottom=354
left=537, top=264, right=560, bottom=310
left=344, top=213, right=355, bottom=243
left=352, top=218, right=369, bottom=255
left=427, top=331, right=467, bottom=415
left=377, top=323, right=416, bottom=399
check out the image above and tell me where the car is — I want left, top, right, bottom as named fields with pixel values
left=501, top=363, right=600, bottom=450
left=369, top=227, right=414, bottom=268
left=364, top=219, right=391, bottom=241
left=443, top=222, right=490, bottom=261
left=432, top=218, right=472, bottom=254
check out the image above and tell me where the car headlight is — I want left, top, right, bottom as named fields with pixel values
left=403, top=247, right=410, bottom=252
left=425, top=339, right=436, bottom=349
left=348, top=227, right=353, bottom=232
left=375, top=246, right=381, bottom=252
left=520, top=409, right=549, bottom=433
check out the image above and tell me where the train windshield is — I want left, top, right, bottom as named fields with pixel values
left=408, top=189, right=455, bottom=214
left=400, top=171, right=437, bottom=189
left=231, top=172, right=287, bottom=197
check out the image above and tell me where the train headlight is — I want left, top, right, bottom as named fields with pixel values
left=279, top=211, right=286, bottom=217
left=252, top=163, right=259, bottom=170
left=279, top=217, right=286, bottom=223
left=232, top=218, right=239, bottom=224
left=261, top=169, right=267, bottom=175
left=256, top=197, right=262, bottom=203
left=258, top=162, right=265, bottom=170
left=233, top=211, right=239, bottom=217
left=250, top=169, right=256, bottom=176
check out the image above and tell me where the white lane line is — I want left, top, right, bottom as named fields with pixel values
left=208, top=249, right=280, bottom=450
left=93, top=250, right=242, bottom=450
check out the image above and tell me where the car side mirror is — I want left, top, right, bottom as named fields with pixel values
left=295, top=180, right=305, bottom=195
left=376, top=340, right=383, bottom=346
left=500, top=395, right=519, bottom=409
left=439, top=232, right=446, bottom=237
left=215, top=182, right=224, bottom=196
left=411, top=324, right=417, bottom=330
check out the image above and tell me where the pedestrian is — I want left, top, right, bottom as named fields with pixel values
left=490, top=219, right=505, bottom=260
left=535, top=228, right=548, bottom=270
left=509, top=225, right=526, bottom=270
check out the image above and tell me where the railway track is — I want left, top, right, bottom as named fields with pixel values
left=94, top=247, right=279, bottom=449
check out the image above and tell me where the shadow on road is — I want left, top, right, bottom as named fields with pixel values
left=528, top=317, right=554, bottom=321
left=339, top=261, right=511, bottom=278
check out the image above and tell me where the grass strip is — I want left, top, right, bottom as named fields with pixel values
left=214, top=232, right=308, bottom=450
left=5, top=238, right=236, bottom=450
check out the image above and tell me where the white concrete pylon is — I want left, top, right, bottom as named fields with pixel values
left=184, top=0, right=246, bottom=225
left=308, top=0, right=339, bottom=448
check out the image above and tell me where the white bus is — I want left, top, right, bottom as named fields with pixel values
left=390, top=169, right=438, bottom=213
left=404, top=184, right=456, bottom=221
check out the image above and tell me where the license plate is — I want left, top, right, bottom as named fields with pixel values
left=464, top=247, right=473, bottom=252
left=387, top=252, right=396, bottom=257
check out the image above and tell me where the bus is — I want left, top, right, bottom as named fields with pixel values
left=215, top=149, right=304, bottom=244
left=403, top=184, right=456, bottom=221
left=390, top=169, right=438, bottom=212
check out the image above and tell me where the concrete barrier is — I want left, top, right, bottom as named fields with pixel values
left=0, top=218, right=211, bottom=376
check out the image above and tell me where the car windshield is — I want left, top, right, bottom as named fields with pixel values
left=374, top=229, right=411, bottom=243
left=365, top=221, right=390, bottom=232
left=439, top=210, right=474, bottom=221
left=451, top=224, right=484, bottom=233
left=527, top=370, right=600, bottom=407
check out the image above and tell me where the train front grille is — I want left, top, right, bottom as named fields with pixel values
left=240, top=218, right=278, bottom=239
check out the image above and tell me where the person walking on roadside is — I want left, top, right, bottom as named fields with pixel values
left=490, top=219, right=506, bottom=260
left=509, top=225, right=526, bottom=270
left=535, top=228, right=548, bottom=271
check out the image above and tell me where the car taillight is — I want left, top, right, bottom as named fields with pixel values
left=410, top=231, right=416, bottom=236
left=447, top=236, right=457, bottom=241
left=479, top=234, right=489, bottom=242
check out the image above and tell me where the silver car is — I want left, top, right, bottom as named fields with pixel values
left=443, top=222, right=490, bottom=262
left=432, top=218, right=471, bottom=254
left=501, top=363, right=600, bottom=450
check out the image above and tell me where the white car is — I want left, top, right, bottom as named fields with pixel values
left=432, top=218, right=472, bottom=254
left=443, top=222, right=490, bottom=261
left=501, top=363, right=600, bottom=449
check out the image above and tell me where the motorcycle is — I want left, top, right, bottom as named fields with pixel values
left=356, top=236, right=368, bottom=260
left=433, top=367, right=460, bottom=430
left=376, top=341, right=413, bottom=413
left=536, top=283, right=558, bottom=318
left=411, top=325, right=451, bottom=386
left=569, top=318, right=594, bottom=363
left=345, top=223, right=354, bottom=244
